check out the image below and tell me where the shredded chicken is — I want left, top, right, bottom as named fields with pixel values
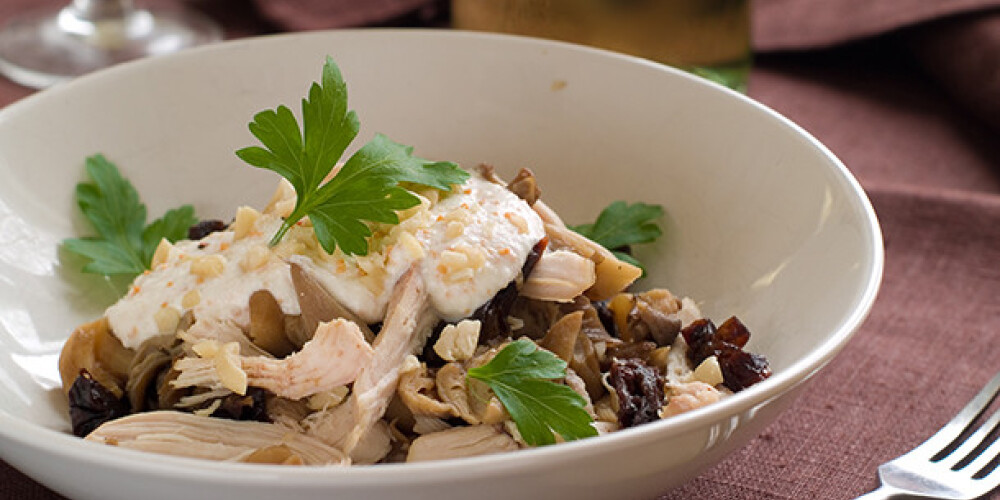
left=520, top=250, right=597, bottom=302
left=407, top=425, right=520, bottom=462
left=172, top=319, right=373, bottom=400
left=659, top=381, right=723, bottom=418
left=86, top=411, right=348, bottom=465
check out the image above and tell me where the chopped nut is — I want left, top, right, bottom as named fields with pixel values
left=240, top=244, right=271, bottom=272
left=182, top=289, right=201, bottom=309
left=693, top=355, right=724, bottom=386
left=433, top=320, right=481, bottom=362
left=232, top=206, right=261, bottom=240
left=398, top=232, right=425, bottom=260
left=505, top=212, right=529, bottom=234
left=153, top=306, right=181, bottom=334
left=151, top=239, right=173, bottom=268
left=215, top=342, right=248, bottom=395
left=190, top=255, right=226, bottom=279
left=446, top=221, right=464, bottom=239
left=439, top=250, right=468, bottom=270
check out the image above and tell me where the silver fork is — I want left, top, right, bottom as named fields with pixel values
left=856, top=370, right=1000, bottom=499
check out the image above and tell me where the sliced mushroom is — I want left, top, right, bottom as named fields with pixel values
left=435, top=362, right=478, bottom=424
left=538, top=311, right=605, bottom=400
left=59, top=317, right=134, bottom=398
left=397, top=365, right=457, bottom=418
left=608, top=289, right=683, bottom=346
left=406, top=425, right=519, bottom=462
left=520, top=250, right=597, bottom=303
left=248, top=290, right=296, bottom=357
left=290, top=261, right=375, bottom=345
left=125, top=334, right=183, bottom=412
left=86, top=410, right=347, bottom=465
left=507, top=168, right=541, bottom=206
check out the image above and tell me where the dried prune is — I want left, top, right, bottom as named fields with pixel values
left=474, top=238, right=548, bottom=342
left=718, top=350, right=772, bottom=392
left=609, top=358, right=663, bottom=428
left=210, top=387, right=270, bottom=422
left=188, top=219, right=227, bottom=240
left=68, top=369, right=130, bottom=437
left=715, top=316, right=750, bottom=348
left=681, top=316, right=771, bottom=392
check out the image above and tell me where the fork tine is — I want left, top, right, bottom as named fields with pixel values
left=940, top=402, right=1000, bottom=470
left=963, top=421, right=1000, bottom=479
left=911, top=371, right=1000, bottom=460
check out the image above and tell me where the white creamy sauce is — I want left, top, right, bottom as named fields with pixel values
left=105, top=173, right=545, bottom=349
left=299, top=175, right=545, bottom=322
left=106, top=216, right=300, bottom=350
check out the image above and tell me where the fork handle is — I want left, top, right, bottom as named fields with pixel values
left=853, top=485, right=911, bottom=499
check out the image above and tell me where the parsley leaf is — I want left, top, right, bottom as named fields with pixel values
left=467, top=339, right=597, bottom=446
left=569, top=201, right=663, bottom=273
left=236, top=56, right=468, bottom=255
left=63, top=155, right=196, bottom=277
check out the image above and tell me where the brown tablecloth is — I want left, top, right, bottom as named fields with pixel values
left=2, top=1, right=999, bottom=499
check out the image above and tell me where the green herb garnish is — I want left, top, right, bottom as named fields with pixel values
left=467, top=339, right=597, bottom=446
left=235, top=56, right=468, bottom=256
left=63, top=154, right=196, bottom=277
left=569, top=201, right=663, bottom=272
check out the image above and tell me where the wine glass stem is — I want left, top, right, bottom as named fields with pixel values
left=68, top=0, right=134, bottom=23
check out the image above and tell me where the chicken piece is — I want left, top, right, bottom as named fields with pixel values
left=86, top=410, right=347, bottom=465
left=305, top=269, right=437, bottom=457
left=173, top=319, right=373, bottom=400
left=303, top=400, right=392, bottom=464
left=59, top=317, right=134, bottom=398
left=343, top=268, right=437, bottom=453
left=407, top=425, right=520, bottom=462
left=520, top=250, right=596, bottom=303
left=659, top=381, right=722, bottom=418
left=532, top=201, right=641, bottom=301
left=243, top=319, right=373, bottom=400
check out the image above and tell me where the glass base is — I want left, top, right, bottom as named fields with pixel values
left=0, top=5, right=222, bottom=89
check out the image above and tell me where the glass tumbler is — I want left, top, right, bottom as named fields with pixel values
left=452, top=0, right=751, bottom=92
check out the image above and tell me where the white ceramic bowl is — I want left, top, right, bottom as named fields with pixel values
left=0, top=30, right=882, bottom=500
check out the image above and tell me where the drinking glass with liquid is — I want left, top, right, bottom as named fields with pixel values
left=452, top=0, right=750, bottom=92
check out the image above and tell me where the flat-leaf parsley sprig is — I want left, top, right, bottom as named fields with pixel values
left=570, top=201, right=663, bottom=273
left=467, top=339, right=598, bottom=446
left=236, top=56, right=468, bottom=256
left=63, top=155, right=196, bottom=277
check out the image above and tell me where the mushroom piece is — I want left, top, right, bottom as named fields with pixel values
left=125, top=334, right=184, bottom=412
left=608, top=289, right=684, bottom=346
left=506, top=168, right=541, bottom=206
left=520, top=250, right=597, bottom=303
left=86, top=410, right=347, bottom=465
left=435, top=362, right=479, bottom=424
left=248, top=290, right=297, bottom=357
left=538, top=311, right=605, bottom=400
left=406, top=425, right=519, bottom=462
left=396, top=365, right=457, bottom=419
left=59, top=317, right=134, bottom=398
left=532, top=201, right=642, bottom=301
left=290, top=261, right=375, bottom=345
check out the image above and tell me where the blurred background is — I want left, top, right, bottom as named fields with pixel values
left=1, top=1, right=999, bottom=499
